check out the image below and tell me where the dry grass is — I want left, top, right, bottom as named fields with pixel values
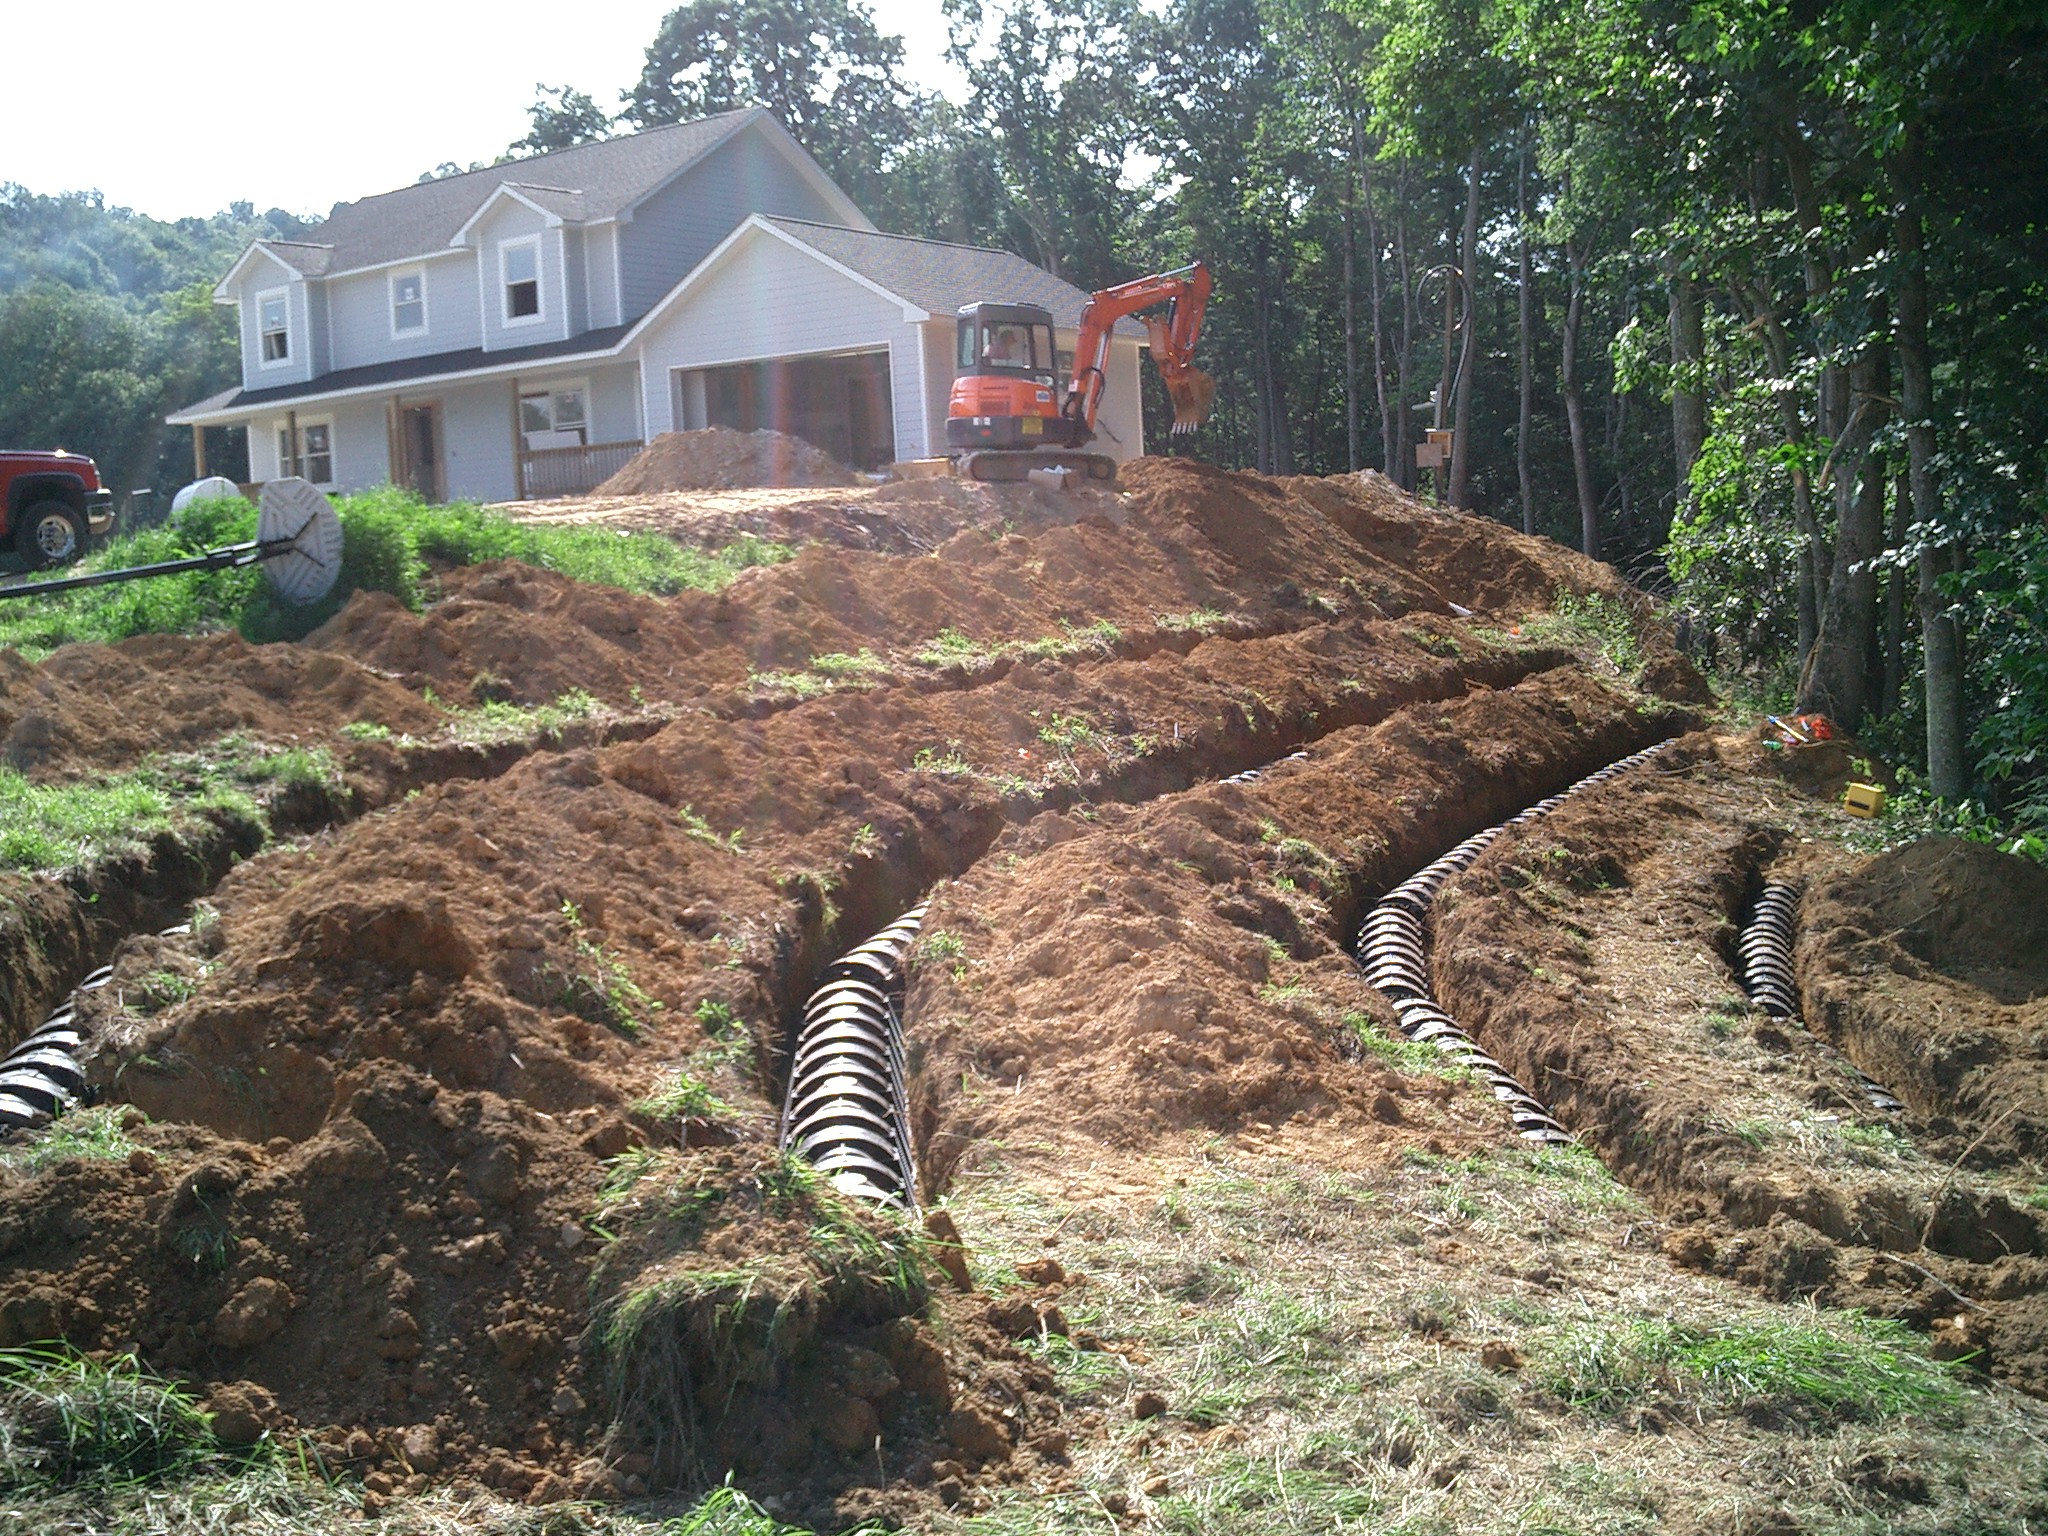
left=927, top=1138, right=2048, bottom=1534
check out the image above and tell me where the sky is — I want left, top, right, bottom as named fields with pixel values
left=6, top=1, right=965, bottom=223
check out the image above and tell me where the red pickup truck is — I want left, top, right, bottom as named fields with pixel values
left=0, top=449, right=115, bottom=568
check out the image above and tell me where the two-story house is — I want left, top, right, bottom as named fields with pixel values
left=168, top=109, right=1147, bottom=501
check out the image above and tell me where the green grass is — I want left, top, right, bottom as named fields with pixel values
left=1536, top=1310, right=1961, bottom=1422
left=556, top=901, right=662, bottom=1039
left=678, top=805, right=745, bottom=853
left=0, top=739, right=338, bottom=873
left=634, top=1071, right=735, bottom=1126
left=441, top=688, right=600, bottom=747
left=1342, top=1014, right=1475, bottom=1083
left=0, top=489, right=793, bottom=659
left=916, top=618, right=1122, bottom=670
left=0, top=1346, right=218, bottom=1488
left=1155, top=606, right=1233, bottom=634
left=1522, top=590, right=1645, bottom=680
left=0, top=1107, right=140, bottom=1177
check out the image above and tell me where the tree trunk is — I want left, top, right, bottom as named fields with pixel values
left=1448, top=151, right=1481, bottom=509
left=1882, top=472, right=1908, bottom=719
left=1669, top=269, right=1704, bottom=506
left=1562, top=239, right=1599, bottom=559
left=1394, top=171, right=1416, bottom=490
left=1516, top=137, right=1535, bottom=537
left=1362, top=154, right=1395, bottom=479
left=1344, top=124, right=1361, bottom=474
left=1896, top=194, right=1965, bottom=796
left=1797, top=339, right=1887, bottom=731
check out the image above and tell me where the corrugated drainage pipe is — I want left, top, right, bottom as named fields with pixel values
left=1353, top=742, right=1678, bottom=1146
left=1737, top=884, right=1902, bottom=1113
left=780, top=905, right=926, bottom=1211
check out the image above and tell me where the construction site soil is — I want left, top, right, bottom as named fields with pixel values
left=0, top=456, right=2039, bottom=1530
left=592, top=428, right=860, bottom=496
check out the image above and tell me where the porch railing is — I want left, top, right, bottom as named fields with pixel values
left=516, top=439, right=645, bottom=500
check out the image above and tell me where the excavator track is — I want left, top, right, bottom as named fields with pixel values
left=957, top=449, right=1118, bottom=487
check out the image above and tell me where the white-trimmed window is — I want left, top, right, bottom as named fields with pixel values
left=257, top=288, right=290, bottom=363
left=390, top=267, right=426, bottom=335
left=500, top=237, right=542, bottom=323
left=519, top=380, right=588, bottom=448
left=277, top=419, right=334, bottom=485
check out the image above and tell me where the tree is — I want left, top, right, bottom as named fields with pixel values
left=511, top=84, right=614, bottom=156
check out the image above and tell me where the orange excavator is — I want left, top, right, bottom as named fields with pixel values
left=945, top=262, right=1214, bottom=485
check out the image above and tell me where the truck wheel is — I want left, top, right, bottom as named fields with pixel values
left=14, top=501, right=83, bottom=568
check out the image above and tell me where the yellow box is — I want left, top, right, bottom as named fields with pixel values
left=1843, top=782, right=1886, bottom=818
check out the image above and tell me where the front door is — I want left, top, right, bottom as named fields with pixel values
left=400, top=404, right=442, bottom=501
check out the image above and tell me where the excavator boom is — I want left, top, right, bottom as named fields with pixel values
left=1065, top=262, right=1214, bottom=436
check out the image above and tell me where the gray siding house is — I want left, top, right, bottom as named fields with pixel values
left=170, top=110, right=1147, bottom=501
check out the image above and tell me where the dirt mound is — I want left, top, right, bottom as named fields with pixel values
left=1802, top=837, right=2048, bottom=1157
left=0, top=633, right=440, bottom=779
left=0, top=460, right=1733, bottom=1519
left=594, top=428, right=859, bottom=495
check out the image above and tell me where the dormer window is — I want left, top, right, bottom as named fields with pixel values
left=501, top=238, right=541, bottom=323
left=391, top=268, right=426, bottom=334
left=258, top=289, right=290, bottom=363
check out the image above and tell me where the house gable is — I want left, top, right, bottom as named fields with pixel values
left=616, top=118, right=863, bottom=320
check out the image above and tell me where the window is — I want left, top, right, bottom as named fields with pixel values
left=501, top=238, right=541, bottom=323
left=258, top=289, right=290, bottom=363
left=277, top=420, right=333, bottom=485
left=391, top=268, right=426, bottom=334
left=519, top=382, right=588, bottom=447
left=959, top=315, right=1055, bottom=374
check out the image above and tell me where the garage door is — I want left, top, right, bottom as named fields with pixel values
left=672, top=349, right=894, bottom=470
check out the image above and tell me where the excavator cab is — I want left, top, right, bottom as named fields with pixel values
left=946, top=303, right=1089, bottom=455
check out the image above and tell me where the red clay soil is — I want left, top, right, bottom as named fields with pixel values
left=905, top=668, right=1693, bottom=1184
left=0, top=633, right=440, bottom=780
left=593, top=428, right=859, bottom=494
left=1431, top=739, right=2048, bottom=1396
left=0, top=460, right=1712, bottom=1519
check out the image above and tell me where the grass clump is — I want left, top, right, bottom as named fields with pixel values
left=1523, top=589, right=1645, bottom=680
left=443, top=688, right=600, bottom=747
left=1538, top=1309, right=1960, bottom=1423
left=592, top=1149, right=929, bottom=1483
left=0, top=1346, right=217, bottom=1489
left=556, top=900, right=662, bottom=1039
left=0, top=1107, right=140, bottom=1177
left=1155, top=606, right=1233, bottom=633
left=0, top=490, right=792, bottom=659
left=678, top=805, right=745, bottom=853
left=635, top=1071, right=735, bottom=1127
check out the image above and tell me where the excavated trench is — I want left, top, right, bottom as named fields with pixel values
left=1352, top=741, right=1677, bottom=1146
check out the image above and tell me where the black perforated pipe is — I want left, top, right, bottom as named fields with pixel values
left=779, top=906, right=925, bottom=1211
left=1353, top=742, right=1678, bottom=1146
left=1736, top=884, right=1902, bottom=1113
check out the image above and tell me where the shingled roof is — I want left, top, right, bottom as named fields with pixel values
left=269, top=110, right=763, bottom=275
left=766, top=219, right=1143, bottom=337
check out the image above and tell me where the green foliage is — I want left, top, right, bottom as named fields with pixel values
left=677, top=805, right=745, bottom=852
left=0, top=1346, right=218, bottom=1488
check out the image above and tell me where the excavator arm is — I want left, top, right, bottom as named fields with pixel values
left=1063, top=262, right=1215, bottom=437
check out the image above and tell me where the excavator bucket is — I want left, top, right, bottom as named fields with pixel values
left=1165, top=365, right=1216, bottom=435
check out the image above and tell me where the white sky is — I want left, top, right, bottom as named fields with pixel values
left=6, top=1, right=965, bottom=222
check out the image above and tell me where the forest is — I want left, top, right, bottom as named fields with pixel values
left=0, top=0, right=2043, bottom=838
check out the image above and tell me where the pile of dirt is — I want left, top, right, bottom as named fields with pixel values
left=0, top=459, right=1726, bottom=1518
left=0, top=633, right=440, bottom=779
left=1802, top=837, right=2048, bottom=1158
left=593, top=429, right=859, bottom=495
